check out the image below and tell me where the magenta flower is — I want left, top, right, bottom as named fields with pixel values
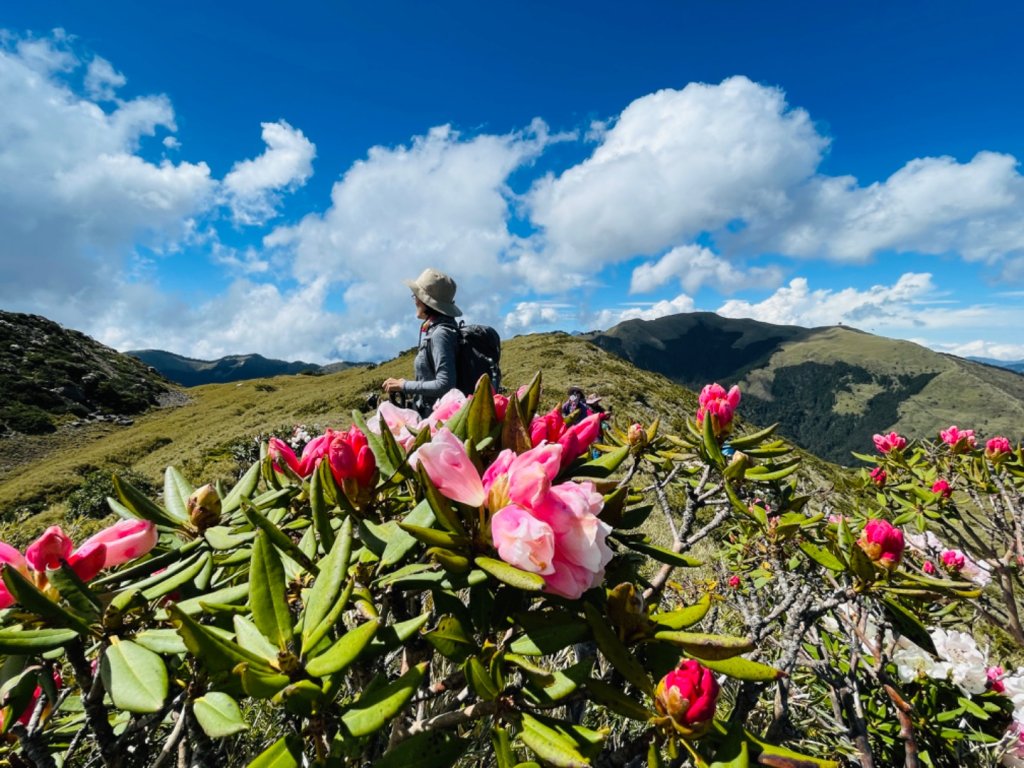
left=988, top=666, right=1006, bottom=694
left=696, top=383, right=741, bottom=438
left=415, top=428, right=486, bottom=507
left=869, top=467, right=887, bottom=487
left=931, top=479, right=952, bottom=499
left=857, top=519, right=905, bottom=571
left=941, top=549, right=965, bottom=572
left=873, top=432, right=907, bottom=454
left=654, top=660, right=720, bottom=737
left=986, top=436, right=1013, bottom=462
left=268, top=429, right=336, bottom=477
left=727, top=575, right=741, bottom=588
left=922, top=560, right=936, bottom=575
left=529, top=406, right=606, bottom=470
left=368, top=402, right=424, bottom=452
left=327, top=426, right=376, bottom=490
left=0, top=521, right=157, bottom=608
left=940, top=425, right=976, bottom=452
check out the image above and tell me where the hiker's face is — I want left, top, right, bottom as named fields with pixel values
left=413, top=295, right=429, bottom=320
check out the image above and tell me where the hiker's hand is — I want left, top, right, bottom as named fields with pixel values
left=382, top=378, right=405, bottom=394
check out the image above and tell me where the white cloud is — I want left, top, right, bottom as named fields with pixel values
left=84, top=56, right=125, bottom=101
left=0, top=32, right=214, bottom=315
left=629, top=245, right=785, bottom=295
left=527, top=76, right=827, bottom=269
left=717, top=273, right=937, bottom=328
left=223, top=120, right=316, bottom=225
left=504, top=301, right=575, bottom=331
left=938, top=339, right=1024, bottom=362
left=592, top=294, right=696, bottom=329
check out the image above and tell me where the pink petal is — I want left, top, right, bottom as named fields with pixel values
left=76, top=519, right=158, bottom=569
left=491, top=505, right=556, bottom=575
left=0, top=542, right=27, bottom=571
left=67, top=542, right=106, bottom=582
left=25, top=527, right=73, bottom=572
left=417, top=428, right=485, bottom=507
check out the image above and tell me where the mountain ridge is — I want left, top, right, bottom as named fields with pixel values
left=127, top=349, right=361, bottom=387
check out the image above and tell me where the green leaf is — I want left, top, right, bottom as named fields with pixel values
left=519, top=713, right=594, bottom=768
left=172, top=583, right=250, bottom=615
left=699, top=655, right=783, bottom=681
left=467, top=373, right=497, bottom=446
left=584, top=602, right=653, bottom=695
left=380, top=502, right=436, bottom=567
left=141, top=551, right=211, bottom=600
left=306, top=619, right=380, bottom=678
left=166, top=604, right=275, bottom=674
left=1, top=565, right=92, bottom=635
left=570, top=446, right=631, bottom=478
left=240, top=500, right=318, bottom=575
left=101, top=639, right=168, bottom=713
left=233, top=615, right=279, bottom=661
left=340, top=662, right=426, bottom=737
left=0, top=627, right=79, bottom=653
left=709, top=719, right=749, bottom=768
left=251, top=531, right=294, bottom=650
left=474, top=557, right=545, bottom=591
left=46, top=561, right=103, bottom=617
left=465, top=655, right=500, bottom=700
left=238, top=663, right=291, bottom=699
left=247, top=736, right=301, bottom=768
left=134, top=629, right=188, bottom=655
left=798, top=541, right=845, bottom=571
left=702, top=411, right=725, bottom=467
left=164, top=467, right=192, bottom=522
left=376, top=730, right=470, bottom=768
left=653, top=630, right=754, bottom=660
left=424, top=615, right=475, bottom=661
left=651, top=594, right=712, bottom=630
left=398, top=523, right=469, bottom=550
left=416, top=464, right=467, bottom=535
left=352, top=409, right=401, bottom=480
left=585, top=678, right=653, bottom=721
left=726, top=423, right=779, bottom=450
left=309, top=461, right=335, bottom=553
left=302, top=578, right=355, bottom=655
left=611, top=534, right=702, bottom=567
left=501, top=393, right=534, bottom=454
left=222, top=460, right=261, bottom=515
left=510, top=610, right=590, bottom=656
left=193, top=692, right=249, bottom=738
left=112, top=473, right=179, bottom=527
left=880, top=597, right=936, bottom=655
left=493, top=726, right=517, bottom=768
left=302, top=516, right=353, bottom=648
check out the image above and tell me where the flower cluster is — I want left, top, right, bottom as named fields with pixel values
left=857, top=518, right=905, bottom=571
left=0, top=520, right=157, bottom=608
left=269, top=426, right=376, bottom=490
left=940, top=425, right=976, bottom=452
left=872, top=431, right=907, bottom=454
left=695, top=383, right=741, bottom=438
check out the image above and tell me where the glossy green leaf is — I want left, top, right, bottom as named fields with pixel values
left=309, top=461, right=334, bottom=553
left=251, top=531, right=293, bottom=650
left=520, top=713, right=596, bottom=768
left=702, top=411, right=725, bottom=467
left=302, top=516, right=353, bottom=647
left=501, top=393, right=533, bottom=454
left=306, top=619, right=379, bottom=677
left=880, top=597, right=936, bottom=655
left=0, top=627, right=79, bottom=653
left=166, top=604, right=275, bottom=674
left=163, top=466, right=192, bottom=522
left=141, top=551, right=210, bottom=600
left=247, top=735, right=301, bottom=768
left=652, top=593, right=712, bottom=630
left=233, top=615, right=279, bottom=661
left=222, top=460, right=261, bottom=515
left=798, top=541, right=845, bottom=571
left=726, top=423, right=779, bottom=450
left=133, top=628, right=188, bottom=655
left=193, top=691, right=249, bottom=738
left=416, top=464, right=467, bottom=535
left=101, top=639, right=168, bottom=713
left=398, top=523, right=469, bottom=550
left=510, top=610, right=590, bottom=656
left=653, top=630, right=754, bottom=660
left=611, top=534, right=701, bottom=567
left=240, top=500, right=318, bottom=575
left=46, top=561, right=102, bottom=617
left=341, top=662, right=426, bottom=737
left=584, top=602, right=653, bottom=695
left=570, top=446, right=631, bottom=478
left=2, top=565, right=91, bottom=635
left=376, top=729, right=470, bottom=768
left=467, top=373, right=497, bottom=446
left=352, top=409, right=402, bottom=480
left=465, top=655, right=500, bottom=700
left=112, top=473, right=180, bottom=526
left=698, top=655, right=783, bottom=681
left=585, top=678, right=654, bottom=721
left=238, top=663, right=291, bottom=699
left=474, top=556, right=545, bottom=591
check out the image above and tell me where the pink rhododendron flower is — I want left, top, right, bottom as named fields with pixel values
left=367, top=402, right=424, bottom=452
left=529, top=406, right=606, bottom=470
left=869, top=467, right=887, bottom=486
left=986, top=436, right=1013, bottom=462
left=728, top=575, right=741, bottom=588
left=0, top=522, right=157, bottom=608
left=922, top=561, right=936, bottom=575
left=872, top=432, right=907, bottom=454
left=654, top=660, right=720, bottom=736
left=696, top=383, right=741, bottom=437
left=415, top=428, right=486, bottom=507
left=492, top=394, right=509, bottom=422
left=268, top=429, right=336, bottom=477
left=425, top=389, right=468, bottom=429
left=857, top=519, right=904, bottom=570
left=327, top=426, right=376, bottom=489
left=988, top=666, right=1006, bottom=694
left=941, top=549, right=965, bottom=572
left=931, top=479, right=952, bottom=499
left=940, top=425, right=976, bottom=452
left=421, top=435, right=612, bottom=599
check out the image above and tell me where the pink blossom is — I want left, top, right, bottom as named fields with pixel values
left=922, top=561, right=936, bottom=575
left=655, top=660, right=720, bottom=736
left=493, top=394, right=509, bottom=422
left=728, top=575, right=741, bottom=588
left=368, top=402, right=424, bottom=452
left=696, top=383, right=741, bottom=437
left=425, top=389, right=468, bottom=429
left=857, top=519, right=905, bottom=570
left=941, top=549, right=965, bottom=572
left=869, top=467, right=887, bottom=486
left=268, top=429, right=335, bottom=477
left=986, top=436, right=1013, bottom=462
left=529, top=406, right=606, bottom=470
left=0, top=522, right=157, bottom=607
left=940, top=425, right=976, bottom=452
left=76, top=519, right=158, bottom=570
left=931, top=479, right=952, bottom=499
left=872, top=432, right=907, bottom=454
left=327, top=427, right=376, bottom=489
left=415, top=428, right=486, bottom=507
left=987, top=666, right=1006, bottom=694
left=490, top=506, right=556, bottom=575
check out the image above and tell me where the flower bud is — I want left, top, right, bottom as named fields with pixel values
left=727, top=575, right=741, bottom=588
left=627, top=423, right=647, bottom=449
left=922, top=561, right=936, bottom=575
left=857, top=519, right=904, bottom=571
left=931, top=479, right=952, bottom=499
left=654, top=660, right=720, bottom=737
left=187, top=484, right=222, bottom=530
left=606, top=582, right=651, bottom=643
left=986, top=436, right=1013, bottom=463
left=940, top=425, right=976, bottom=453
left=869, top=467, right=886, bottom=487
left=940, top=549, right=965, bottom=573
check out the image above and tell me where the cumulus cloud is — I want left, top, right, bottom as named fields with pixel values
left=223, top=120, right=316, bottom=225
left=717, top=273, right=937, bottom=328
left=940, top=339, right=1024, bottom=362
left=84, top=56, right=125, bottom=101
left=629, top=245, right=785, bottom=295
left=0, top=32, right=214, bottom=315
left=527, top=76, right=827, bottom=269
left=504, top=301, right=575, bottom=331
left=592, top=294, right=696, bottom=329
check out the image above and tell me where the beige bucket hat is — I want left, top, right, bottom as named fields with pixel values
left=404, top=267, right=463, bottom=317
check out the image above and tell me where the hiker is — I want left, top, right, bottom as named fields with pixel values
left=561, top=386, right=590, bottom=425
left=382, top=267, right=461, bottom=416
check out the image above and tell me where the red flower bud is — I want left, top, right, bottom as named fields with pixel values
left=869, top=467, right=886, bottom=487
left=986, top=436, right=1012, bottom=463
left=654, top=660, right=719, bottom=737
left=931, top=479, right=952, bottom=499
left=857, top=519, right=904, bottom=571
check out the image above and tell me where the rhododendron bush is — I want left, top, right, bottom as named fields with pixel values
left=1, top=374, right=1023, bottom=768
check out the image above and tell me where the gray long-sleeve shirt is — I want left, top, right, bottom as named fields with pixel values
left=402, top=318, right=457, bottom=408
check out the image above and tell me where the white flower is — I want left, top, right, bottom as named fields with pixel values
left=931, top=628, right=989, bottom=695
left=1001, top=670, right=1024, bottom=724
left=893, top=645, right=933, bottom=683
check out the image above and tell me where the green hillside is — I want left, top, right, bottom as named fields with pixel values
left=587, top=314, right=1024, bottom=464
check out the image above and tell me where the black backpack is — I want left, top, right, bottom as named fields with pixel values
left=454, top=322, right=502, bottom=395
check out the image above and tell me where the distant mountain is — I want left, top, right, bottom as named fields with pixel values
left=0, top=312, right=172, bottom=434
left=585, top=312, right=1024, bottom=465
left=968, top=356, right=1024, bottom=374
left=127, top=349, right=361, bottom=387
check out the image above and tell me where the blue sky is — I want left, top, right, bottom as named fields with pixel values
left=3, top=1, right=1024, bottom=364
